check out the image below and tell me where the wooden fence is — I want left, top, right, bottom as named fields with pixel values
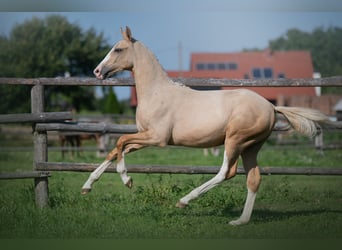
left=0, top=76, right=342, bottom=208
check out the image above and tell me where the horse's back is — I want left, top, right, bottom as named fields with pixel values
left=223, top=88, right=275, bottom=122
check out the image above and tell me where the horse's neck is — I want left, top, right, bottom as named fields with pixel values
left=133, top=42, right=171, bottom=98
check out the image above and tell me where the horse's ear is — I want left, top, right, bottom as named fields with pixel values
left=126, top=26, right=133, bottom=40
left=121, top=26, right=133, bottom=42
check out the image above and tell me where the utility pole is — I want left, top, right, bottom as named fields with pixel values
left=178, top=41, right=183, bottom=77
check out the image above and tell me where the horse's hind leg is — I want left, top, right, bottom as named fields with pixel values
left=229, top=141, right=264, bottom=226
left=176, top=141, right=240, bottom=208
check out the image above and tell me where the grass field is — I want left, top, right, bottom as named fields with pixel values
left=0, top=129, right=342, bottom=238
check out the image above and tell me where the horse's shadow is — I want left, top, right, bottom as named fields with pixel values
left=224, top=207, right=342, bottom=224
left=171, top=204, right=340, bottom=223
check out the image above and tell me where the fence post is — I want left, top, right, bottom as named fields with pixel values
left=315, top=129, right=324, bottom=154
left=31, top=84, right=49, bottom=208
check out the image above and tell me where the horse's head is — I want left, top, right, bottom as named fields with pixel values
left=94, top=26, right=136, bottom=79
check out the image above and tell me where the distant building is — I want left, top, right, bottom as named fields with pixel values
left=189, top=49, right=313, bottom=79
left=170, top=49, right=316, bottom=104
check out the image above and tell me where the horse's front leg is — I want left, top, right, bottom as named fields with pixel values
left=82, top=131, right=159, bottom=193
left=81, top=147, right=118, bottom=194
left=115, top=131, right=162, bottom=188
left=81, top=142, right=145, bottom=193
left=116, top=143, right=146, bottom=188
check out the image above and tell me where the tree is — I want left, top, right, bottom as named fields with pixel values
left=103, top=87, right=122, bottom=114
left=269, top=27, right=342, bottom=94
left=0, top=15, right=110, bottom=113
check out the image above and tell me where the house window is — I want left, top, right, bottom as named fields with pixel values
left=278, top=73, right=286, bottom=78
left=252, top=68, right=262, bottom=78
left=196, top=62, right=238, bottom=71
left=264, top=68, right=273, bottom=78
left=252, top=67, right=274, bottom=78
left=218, top=63, right=226, bottom=70
left=207, top=63, right=216, bottom=70
left=196, top=63, right=206, bottom=70
left=228, top=63, right=238, bottom=70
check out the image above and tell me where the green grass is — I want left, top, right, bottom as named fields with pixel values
left=0, top=138, right=342, bottom=238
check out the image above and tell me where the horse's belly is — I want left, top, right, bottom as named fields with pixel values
left=170, top=120, right=226, bottom=147
left=170, top=131, right=225, bottom=148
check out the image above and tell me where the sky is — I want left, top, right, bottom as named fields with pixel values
left=1, top=0, right=342, bottom=100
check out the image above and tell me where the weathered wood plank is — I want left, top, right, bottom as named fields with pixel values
left=0, top=171, right=50, bottom=180
left=36, top=162, right=342, bottom=175
left=0, top=112, right=72, bottom=123
left=34, top=121, right=342, bottom=134
left=35, top=122, right=138, bottom=134
left=175, top=76, right=342, bottom=87
left=0, top=76, right=341, bottom=87
left=31, top=84, right=49, bottom=208
left=0, top=77, right=134, bottom=86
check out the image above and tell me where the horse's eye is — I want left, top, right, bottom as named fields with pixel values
left=114, top=48, right=123, bottom=53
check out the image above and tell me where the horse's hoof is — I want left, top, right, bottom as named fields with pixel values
left=229, top=220, right=239, bottom=226
left=229, top=219, right=247, bottom=226
left=81, top=188, right=91, bottom=195
left=125, top=178, right=133, bottom=189
left=176, top=201, right=187, bottom=208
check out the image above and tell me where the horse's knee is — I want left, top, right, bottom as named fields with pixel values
left=105, top=147, right=118, bottom=161
left=246, top=167, right=261, bottom=193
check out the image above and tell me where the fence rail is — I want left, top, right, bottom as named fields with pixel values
left=36, top=162, right=342, bottom=176
left=35, top=122, right=137, bottom=134
left=0, top=171, right=51, bottom=180
left=0, top=112, right=72, bottom=123
left=0, top=76, right=342, bottom=87
left=0, top=76, right=341, bottom=208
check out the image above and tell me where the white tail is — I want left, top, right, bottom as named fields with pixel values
left=274, top=106, right=332, bottom=137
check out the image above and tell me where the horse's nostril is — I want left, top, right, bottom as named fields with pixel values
left=94, top=68, right=100, bottom=76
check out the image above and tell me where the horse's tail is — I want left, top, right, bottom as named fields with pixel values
left=274, top=106, right=335, bottom=137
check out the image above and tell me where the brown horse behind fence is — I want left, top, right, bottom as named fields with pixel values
left=59, top=133, right=102, bottom=158
left=81, top=27, right=336, bottom=225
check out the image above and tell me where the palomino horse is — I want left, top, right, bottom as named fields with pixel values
left=82, top=27, right=333, bottom=225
